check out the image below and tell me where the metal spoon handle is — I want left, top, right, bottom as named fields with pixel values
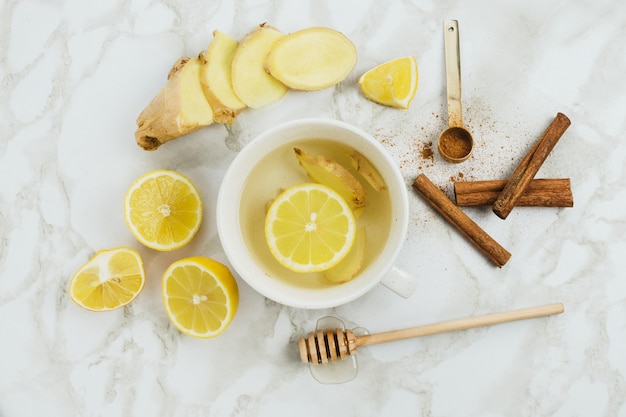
left=444, top=20, right=463, bottom=128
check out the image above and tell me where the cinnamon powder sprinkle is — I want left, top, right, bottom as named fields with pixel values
left=420, top=141, right=434, bottom=160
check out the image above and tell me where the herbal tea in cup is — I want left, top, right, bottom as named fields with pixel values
left=217, top=119, right=415, bottom=309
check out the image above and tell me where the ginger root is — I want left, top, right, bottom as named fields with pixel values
left=266, top=27, right=357, bottom=91
left=231, top=23, right=288, bottom=109
left=349, top=150, right=387, bottom=192
left=325, top=227, right=366, bottom=283
left=134, top=24, right=358, bottom=150
left=199, top=30, right=246, bottom=124
left=135, top=57, right=214, bottom=150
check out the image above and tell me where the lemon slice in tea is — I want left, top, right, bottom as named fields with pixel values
left=265, top=183, right=356, bottom=273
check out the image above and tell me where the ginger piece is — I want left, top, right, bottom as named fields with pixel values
left=325, top=227, right=366, bottom=283
left=266, top=27, right=357, bottom=91
left=349, top=151, right=387, bottom=192
left=135, top=57, right=214, bottom=150
left=294, top=148, right=367, bottom=209
left=231, top=23, right=288, bottom=109
left=199, top=30, right=247, bottom=124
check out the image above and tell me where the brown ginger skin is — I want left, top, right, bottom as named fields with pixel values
left=135, top=57, right=214, bottom=150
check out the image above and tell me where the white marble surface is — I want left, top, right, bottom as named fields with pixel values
left=2, top=0, right=626, bottom=415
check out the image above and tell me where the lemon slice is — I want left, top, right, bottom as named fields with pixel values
left=358, top=56, right=418, bottom=109
left=69, top=247, right=145, bottom=311
left=162, top=257, right=239, bottom=338
left=124, top=170, right=203, bottom=251
left=265, top=183, right=356, bottom=273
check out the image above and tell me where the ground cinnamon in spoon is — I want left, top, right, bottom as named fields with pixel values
left=440, top=129, right=472, bottom=159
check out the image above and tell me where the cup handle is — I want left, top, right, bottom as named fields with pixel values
left=380, top=265, right=417, bottom=298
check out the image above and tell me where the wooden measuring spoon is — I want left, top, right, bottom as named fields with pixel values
left=299, top=303, right=564, bottom=364
left=438, top=19, right=474, bottom=163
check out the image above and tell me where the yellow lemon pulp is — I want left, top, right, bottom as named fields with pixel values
left=69, top=247, right=145, bottom=311
left=162, top=257, right=239, bottom=338
left=265, top=183, right=356, bottom=273
left=124, top=170, right=203, bottom=251
left=358, top=56, right=418, bottom=109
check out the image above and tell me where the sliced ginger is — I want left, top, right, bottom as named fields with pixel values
left=200, top=30, right=247, bottom=124
left=349, top=151, right=387, bottom=192
left=325, top=227, right=366, bottom=283
left=266, top=27, right=357, bottom=90
left=135, top=57, right=214, bottom=150
left=134, top=24, right=359, bottom=150
left=294, top=148, right=367, bottom=209
left=231, top=23, right=288, bottom=109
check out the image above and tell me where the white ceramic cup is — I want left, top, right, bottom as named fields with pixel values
left=217, top=118, right=416, bottom=309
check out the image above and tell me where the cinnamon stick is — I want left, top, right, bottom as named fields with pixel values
left=413, top=174, right=511, bottom=267
left=492, top=112, right=571, bottom=219
left=455, top=178, right=573, bottom=207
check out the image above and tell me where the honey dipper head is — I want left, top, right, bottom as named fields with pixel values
left=298, top=328, right=357, bottom=365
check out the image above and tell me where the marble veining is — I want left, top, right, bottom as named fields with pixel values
left=1, top=0, right=626, bottom=416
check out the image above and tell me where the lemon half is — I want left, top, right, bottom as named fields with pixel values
left=124, top=170, right=203, bottom=251
left=162, top=257, right=239, bottom=338
left=69, top=247, right=145, bottom=311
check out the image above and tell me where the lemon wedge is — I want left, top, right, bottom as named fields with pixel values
left=358, top=56, right=418, bottom=109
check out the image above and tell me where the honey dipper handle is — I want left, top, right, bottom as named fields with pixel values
left=355, top=303, right=564, bottom=348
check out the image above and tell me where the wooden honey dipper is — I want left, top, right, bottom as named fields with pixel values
left=298, top=303, right=564, bottom=365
